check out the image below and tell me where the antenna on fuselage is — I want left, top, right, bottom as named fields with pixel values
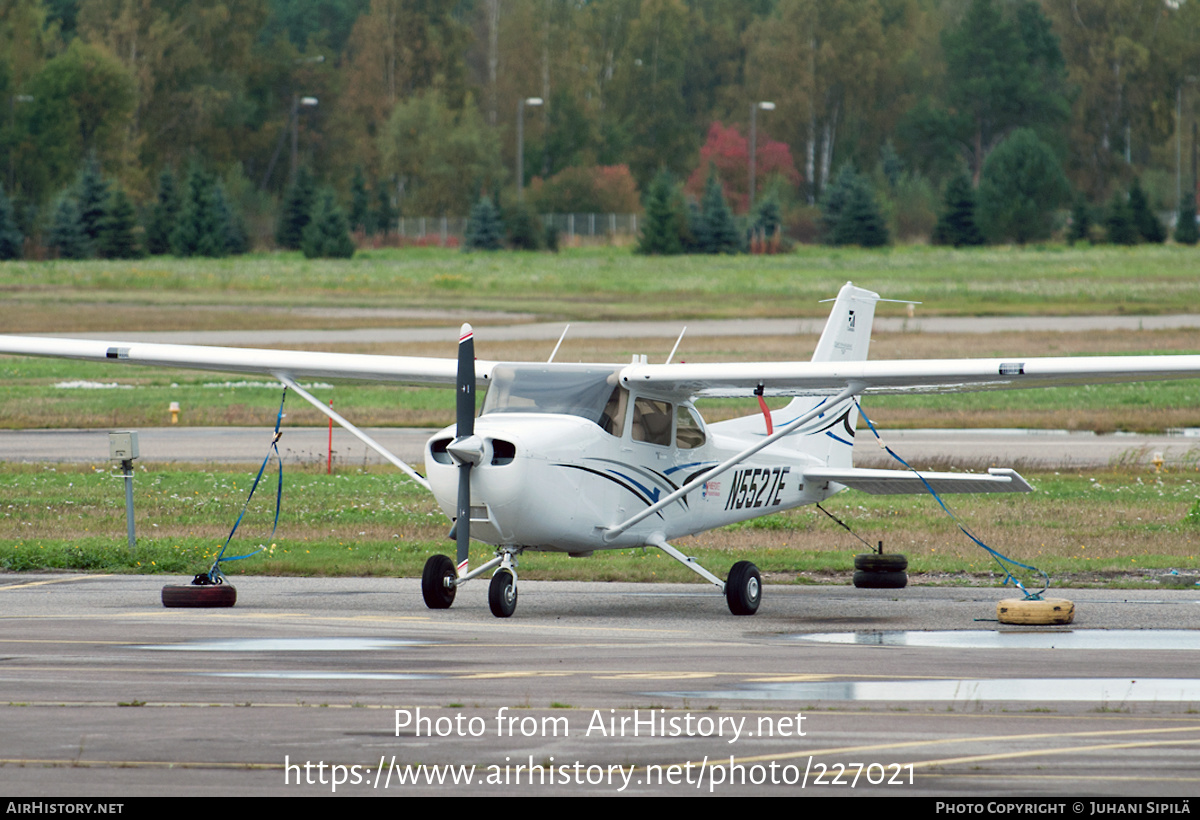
left=665, top=326, right=687, bottom=364
left=547, top=324, right=570, bottom=363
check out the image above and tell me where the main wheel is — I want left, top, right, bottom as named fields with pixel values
left=488, top=568, right=517, bottom=618
left=853, top=569, right=908, bottom=589
left=725, top=561, right=761, bottom=616
left=162, top=582, right=237, bottom=608
left=854, top=552, right=908, bottom=572
left=422, top=554, right=457, bottom=609
left=997, top=597, right=1075, bottom=625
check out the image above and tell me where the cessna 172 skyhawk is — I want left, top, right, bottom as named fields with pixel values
left=3, top=282, right=1200, bottom=617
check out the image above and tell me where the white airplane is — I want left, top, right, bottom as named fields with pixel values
left=4, top=282, right=1200, bottom=617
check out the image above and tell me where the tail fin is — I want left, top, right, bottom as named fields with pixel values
left=810, top=282, right=879, bottom=364
left=777, top=282, right=879, bottom=467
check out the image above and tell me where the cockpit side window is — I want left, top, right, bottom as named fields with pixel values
left=631, top=397, right=672, bottom=447
left=675, top=405, right=706, bottom=449
left=600, top=387, right=627, bottom=438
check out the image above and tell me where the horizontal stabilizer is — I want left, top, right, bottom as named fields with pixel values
left=802, top=466, right=1032, bottom=495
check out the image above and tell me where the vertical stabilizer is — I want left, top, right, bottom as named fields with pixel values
left=810, top=282, right=879, bottom=364
left=777, top=282, right=879, bottom=467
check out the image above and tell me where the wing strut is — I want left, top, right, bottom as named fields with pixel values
left=275, top=374, right=431, bottom=491
left=604, top=382, right=863, bottom=541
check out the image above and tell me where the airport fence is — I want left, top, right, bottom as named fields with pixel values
left=390, top=213, right=639, bottom=244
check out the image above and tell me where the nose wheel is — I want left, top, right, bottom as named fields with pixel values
left=488, top=568, right=518, bottom=618
left=421, top=554, right=458, bottom=609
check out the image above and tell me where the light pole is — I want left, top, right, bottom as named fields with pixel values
left=516, top=97, right=543, bottom=201
left=258, top=55, right=323, bottom=191
left=290, top=94, right=319, bottom=181
left=748, top=101, right=775, bottom=214
left=8, top=94, right=32, bottom=192
left=1177, top=77, right=1199, bottom=210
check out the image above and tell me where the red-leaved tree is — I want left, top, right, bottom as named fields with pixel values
left=685, top=123, right=800, bottom=214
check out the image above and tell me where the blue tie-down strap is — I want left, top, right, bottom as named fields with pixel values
left=204, top=389, right=287, bottom=583
left=854, top=400, right=1049, bottom=600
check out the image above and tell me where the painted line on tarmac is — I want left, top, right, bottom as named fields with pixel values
left=0, top=574, right=111, bottom=590
left=0, top=757, right=280, bottom=771
left=908, top=735, right=1200, bottom=770
left=684, top=724, right=1200, bottom=770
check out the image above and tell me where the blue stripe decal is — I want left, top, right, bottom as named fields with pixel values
left=825, top=431, right=854, bottom=447
left=609, top=470, right=661, bottom=503
left=665, top=461, right=715, bottom=475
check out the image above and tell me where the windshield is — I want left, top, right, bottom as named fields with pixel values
left=481, top=364, right=623, bottom=427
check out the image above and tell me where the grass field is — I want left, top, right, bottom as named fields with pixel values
left=2, top=462, right=1197, bottom=589
left=1, top=244, right=1199, bottom=329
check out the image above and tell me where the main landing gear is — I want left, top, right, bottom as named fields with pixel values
left=725, top=560, right=762, bottom=615
left=422, top=544, right=762, bottom=617
left=651, top=538, right=761, bottom=616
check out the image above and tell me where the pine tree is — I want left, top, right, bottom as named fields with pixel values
left=823, top=165, right=889, bottom=247
left=1105, top=191, right=1138, bottom=245
left=302, top=190, right=356, bottom=259
left=224, top=199, right=250, bottom=255
left=171, top=167, right=208, bottom=256
left=1175, top=191, right=1199, bottom=246
left=76, top=155, right=110, bottom=247
left=47, top=196, right=89, bottom=259
left=197, top=181, right=230, bottom=258
left=1067, top=193, right=1092, bottom=246
left=636, top=171, right=685, bottom=255
left=463, top=195, right=503, bottom=251
left=507, top=202, right=542, bottom=250
left=275, top=167, right=316, bottom=250
left=834, top=181, right=890, bottom=248
left=146, top=168, right=181, bottom=255
left=97, top=189, right=142, bottom=259
left=820, top=165, right=858, bottom=242
left=752, top=195, right=782, bottom=240
left=1129, top=178, right=1165, bottom=243
left=0, top=184, right=24, bottom=260
left=976, top=129, right=1069, bottom=244
left=932, top=172, right=985, bottom=247
left=698, top=167, right=740, bottom=254
left=684, top=199, right=706, bottom=253
left=373, top=178, right=396, bottom=237
left=350, top=167, right=370, bottom=234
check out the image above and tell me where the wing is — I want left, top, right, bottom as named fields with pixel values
left=0, top=335, right=495, bottom=386
left=802, top=467, right=1032, bottom=495
left=618, top=355, right=1200, bottom=400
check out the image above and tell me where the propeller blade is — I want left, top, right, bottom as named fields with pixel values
left=457, top=324, right=475, bottom=439
left=456, top=461, right=471, bottom=573
left=455, top=324, right=475, bottom=574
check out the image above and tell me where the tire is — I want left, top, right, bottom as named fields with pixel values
left=488, top=569, right=518, bottom=618
left=725, top=561, right=762, bottom=616
left=997, top=597, right=1075, bottom=625
left=421, top=555, right=457, bottom=610
left=854, top=553, right=908, bottom=572
left=162, top=583, right=237, bottom=608
left=853, top=569, right=908, bottom=589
